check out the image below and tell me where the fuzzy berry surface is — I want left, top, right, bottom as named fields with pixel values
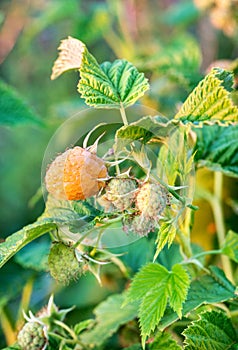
left=48, top=242, right=82, bottom=285
left=101, top=178, right=137, bottom=211
left=17, top=321, right=47, bottom=350
left=136, top=182, right=167, bottom=218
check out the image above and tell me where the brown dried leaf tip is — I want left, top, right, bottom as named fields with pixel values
left=51, top=36, right=85, bottom=80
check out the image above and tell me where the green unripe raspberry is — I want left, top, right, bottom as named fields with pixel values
left=48, top=242, right=82, bottom=285
left=136, top=183, right=167, bottom=219
left=101, top=178, right=137, bottom=211
left=17, top=321, right=47, bottom=350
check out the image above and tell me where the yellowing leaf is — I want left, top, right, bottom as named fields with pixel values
left=51, top=36, right=85, bottom=80
left=175, top=68, right=238, bottom=123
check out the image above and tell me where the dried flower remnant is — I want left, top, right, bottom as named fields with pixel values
left=45, top=146, right=107, bottom=200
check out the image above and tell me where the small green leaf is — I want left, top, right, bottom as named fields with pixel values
left=80, top=294, right=138, bottom=347
left=51, top=37, right=149, bottom=109
left=150, top=331, right=182, bottom=350
left=124, top=263, right=190, bottom=346
left=74, top=319, right=94, bottom=335
left=154, top=221, right=177, bottom=258
left=114, top=116, right=177, bottom=153
left=183, top=311, right=237, bottom=350
left=124, top=263, right=169, bottom=304
left=0, top=219, right=56, bottom=268
left=222, top=230, right=238, bottom=263
left=139, top=284, right=168, bottom=339
left=195, top=124, right=238, bottom=177
left=159, top=266, right=236, bottom=330
left=169, top=264, right=190, bottom=318
left=175, top=68, right=238, bottom=123
left=0, top=80, right=42, bottom=126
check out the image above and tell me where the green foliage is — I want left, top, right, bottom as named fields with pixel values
left=160, top=266, right=236, bottom=329
left=154, top=221, right=177, bottom=259
left=0, top=219, right=56, bottom=268
left=114, top=116, right=177, bottom=152
left=195, top=124, right=238, bottom=177
left=175, top=69, right=238, bottom=122
left=51, top=37, right=149, bottom=109
left=150, top=331, right=182, bottom=350
left=138, top=34, right=202, bottom=88
left=124, top=263, right=190, bottom=346
left=14, top=239, right=50, bottom=271
left=80, top=294, right=138, bottom=347
left=222, top=230, right=238, bottom=263
left=0, top=263, right=33, bottom=309
left=183, top=311, right=238, bottom=350
left=74, top=319, right=94, bottom=336
left=0, top=80, right=42, bottom=126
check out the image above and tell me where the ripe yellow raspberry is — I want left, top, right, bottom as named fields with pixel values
left=45, top=146, right=107, bottom=200
left=136, top=182, right=167, bottom=219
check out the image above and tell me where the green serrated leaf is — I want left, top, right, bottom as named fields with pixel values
left=150, top=331, right=182, bottom=350
left=0, top=80, right=42, bottom=126
left=175, top=68, right=238, bottom=123
left=222, top=230, right=238, bottom=262
left=80, top=294, right=138, bottom=347
left=183, top=311, right=237, bottom=350
left=168, top=264, right=190, bottom=318
left=74, top=319, right=94, bottom=335
left=139, top=284, right=168, bottom=338
left=124, top=263, right=190, bottom=346
left=0, top=219, right=56, bottom=269
left=155, top=221, right=177, bottom=258
left=195, top=124, right=238, bottom=177
left=51, top=37, right=149, bottom=109
left=114, top=116, right=177, bottom=153
left=159, top=266, right=236, bottom=330
left=124, top=263, right=169, bottom=304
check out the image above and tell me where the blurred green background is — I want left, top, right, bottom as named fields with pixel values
left=0, top=0, right=238, bottom=348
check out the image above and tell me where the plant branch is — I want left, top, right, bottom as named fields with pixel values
left=16, top=277, right=34, bottom=329
left=0, top=306, right=16, bottom=345
left=120, top=104, right=128, bottom=126
left=212, top=172, right=234, bottom=283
